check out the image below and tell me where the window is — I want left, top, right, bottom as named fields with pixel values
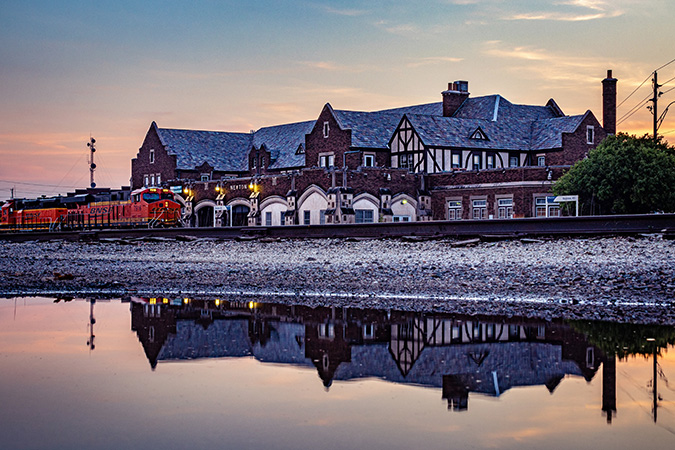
left=252, top=157, right=256, bottom=169
left=201, top=174, right=209, bottom=182
left=280, top=211, right=285, bottom=225
left=355, top=209, right=374, bottom=223
left=472, top=199, right=487, bottom=219
left=260, top=158, right=265, bottom=168
left=472, top=153, right=481, bottom=170
left=535, top=197, right=560, bottom=217
left=363, top=324, right=375, bottom=339
left=303, top=210, right=311, bottom=225
left=363, top=154, right=375, bottom=167
left=448, top=200, right=462, bottom=220
left=318, top=322, right=335, bottom=339
left=319, top=154, right=335, bottom=168
left=486, top=154, right=495, bottom=169
left=323, top=121, right=330, bottom=138
left=156, top=174, right=161, bottom=185
left=320, top=210, right=326, bottom=225
left=393, top=215, right=410, bottom=222
left=497, top=198, right=513, bottom=219
left=265, top=211, right=272, bottom=226
left=537, top=155, right=546, bottom=167
left=150, top=175, right=155, bottom=186
left=535, top=197, right=547, bottom=217
left=509, top=154, right=519, bottom=167
left=399, top=153, right=412, bottom=169
left=149, top=149, right=155, bottom=164
left=586, top=125, right=594, bottom=144
left=451, top=152, right=461, bottom=169
left=144, top=175, right=149, bottom=187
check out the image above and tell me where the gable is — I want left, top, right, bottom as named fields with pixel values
left=469, top=127, right=489, bottom=141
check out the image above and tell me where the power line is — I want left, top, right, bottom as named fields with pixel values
left=617, top=94, right=652, bottom=126
left=655, top=58, right=675, bottom=72
left=0, top=179, right=83, bottom=189
left=617, top=58, right=675, bottom=109
left=617, top=74, right=651, bottom=109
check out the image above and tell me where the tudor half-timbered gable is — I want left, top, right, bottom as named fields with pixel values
left=389, top=92, right=604, bottom=174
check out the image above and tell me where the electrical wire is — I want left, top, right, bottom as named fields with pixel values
left=617, top=95, right=652, bottom=126
left=655, top=58, right=675, bottom=72
left=0, top=179, right=83, bottom=188
left=617, top=74, right=651, bottom=109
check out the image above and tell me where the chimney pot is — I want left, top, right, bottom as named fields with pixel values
left=602, top=70, right=617, bottom=135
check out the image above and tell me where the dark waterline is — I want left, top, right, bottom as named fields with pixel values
left=1, top=297, right=674, bottom=450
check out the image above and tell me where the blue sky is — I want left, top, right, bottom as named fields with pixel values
left=1, top=0, right=674, bottom=197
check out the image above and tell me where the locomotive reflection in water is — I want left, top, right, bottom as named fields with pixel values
left=130, top=297, right=675, bottom=423
left=0, top=187, right=181, bottom=231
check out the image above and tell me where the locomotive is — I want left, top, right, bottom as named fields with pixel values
left=1, top=187, right=182, bottom=231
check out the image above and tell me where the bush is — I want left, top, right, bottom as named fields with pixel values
left=553, top=134, right=675, bottom=214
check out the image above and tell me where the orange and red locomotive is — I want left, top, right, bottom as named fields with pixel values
left=1, top=187, right=182, bottom=231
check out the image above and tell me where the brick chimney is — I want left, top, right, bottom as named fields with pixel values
left=602, top=70, right=617, bottom=135
left=442, top=80, right=469, bottom=117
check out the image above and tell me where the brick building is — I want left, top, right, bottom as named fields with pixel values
left=130, top=71, right=616, bottom=226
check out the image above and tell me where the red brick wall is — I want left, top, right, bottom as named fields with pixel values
left=131, top=124, right=177, bottom=190
left=305, top=106, right=353, bottom=169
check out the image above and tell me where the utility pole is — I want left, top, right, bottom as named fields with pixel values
left=651, top=72, right=661, bottom=142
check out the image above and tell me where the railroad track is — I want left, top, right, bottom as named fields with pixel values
left=1, top=214, right=673, bottom=242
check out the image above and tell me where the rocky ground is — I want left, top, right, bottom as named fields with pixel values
left=1, top=234, right=674, bottom=324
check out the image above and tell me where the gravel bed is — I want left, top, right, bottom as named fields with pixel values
left=1, top=235, right=674, bottom=324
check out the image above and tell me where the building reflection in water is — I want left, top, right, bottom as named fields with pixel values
left=130, top=296, right=675, bottom=423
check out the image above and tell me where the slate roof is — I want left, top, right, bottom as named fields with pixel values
left=376, top=102, right=443, bottom=116
left=403, top=96, right=587, bottom=151
left=155, top=123, right=252, bottom=172
left=253, top=120, right=315, bottom=169
left=332, top=109, right=405, bottom=149
left=453, top=95, right=561, bottom=121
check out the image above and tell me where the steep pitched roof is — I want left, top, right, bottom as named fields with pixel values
left=376, top=102, right=443, bottom=116
left=253, top=120, right=315, bottom=169
left=530, top=113, right=588, bottom=150
left=332, top=109, right=405, bottom=149
left=404, top=105, right=587, bottom=151
left=453, top=95, right=561, bottom=122
left=155, top=123, right=252, bottom=172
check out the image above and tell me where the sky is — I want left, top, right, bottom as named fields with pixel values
left=1, top=0, right=674, bottom=198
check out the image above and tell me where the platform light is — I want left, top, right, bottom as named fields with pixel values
left=215, top=299, right=221, bottom=306
left=183, top=298, right=190, bottom=304
left=401, top=199, right=408, bottom=205
left=248, top=301, right=257, bottom=309
left=162, top=298, right=169, bottom=304
left=149, top=298, right=157, bottom=304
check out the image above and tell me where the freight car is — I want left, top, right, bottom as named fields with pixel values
left=1, top=187, right=182, bottom=231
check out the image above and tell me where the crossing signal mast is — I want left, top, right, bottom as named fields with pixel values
left=87, top=136, right=97, bottom=188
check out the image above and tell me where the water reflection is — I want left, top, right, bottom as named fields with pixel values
left=129, top=296, right=675, bottom=423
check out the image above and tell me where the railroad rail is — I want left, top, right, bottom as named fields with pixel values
left=0, top=214, right=673, bottom=243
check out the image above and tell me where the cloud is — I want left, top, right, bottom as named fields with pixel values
left=323, top=6, right=368, bottom=16
left=505, top=0, right=623, bottom=21
left=406, top=57, right=464, bottom=68
left=374, top=20, right=420, bottom=36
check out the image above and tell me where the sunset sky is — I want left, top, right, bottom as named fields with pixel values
left=1, top=0, right=674, bottom=198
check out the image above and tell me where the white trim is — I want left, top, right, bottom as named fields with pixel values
left=492, top=96, right=500, bottom=122
left=437, top=181, right=553, bottom=190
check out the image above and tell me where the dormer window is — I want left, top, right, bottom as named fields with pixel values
left=149, top=149, right=155, bottom=164
left=470, top=127, right=488, bottom=140
left=296, top=144, right=305, bottom=155
left=586, top=126, right=594, bottom=144
left=323, top=121, right=330, bottom=138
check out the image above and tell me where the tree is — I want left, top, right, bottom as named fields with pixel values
left=553, top=133, right=675, bottom=215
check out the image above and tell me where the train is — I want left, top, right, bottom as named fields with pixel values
left=1, top=187, right=182, bottom=231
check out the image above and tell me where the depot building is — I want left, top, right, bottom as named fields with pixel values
left=130, top=71, right=617, bottom=227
